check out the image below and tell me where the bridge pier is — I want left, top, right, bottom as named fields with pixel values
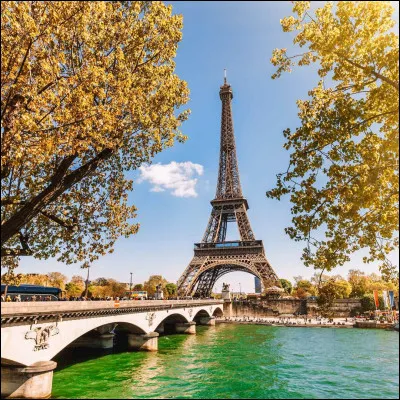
left=175, top=321, right=196, bottom=334
left=1, top=361, right=57, bottom=399
left=223, top=301, right=232, bottom=318
left=127, top=332, right=159, bottom=352
left=198, top=316, right=216, bottom=326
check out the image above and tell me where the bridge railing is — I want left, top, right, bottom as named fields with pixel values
left=1, top=299, right=223, bottom=316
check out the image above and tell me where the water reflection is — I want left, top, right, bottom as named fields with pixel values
left=52, top=326, right=399, bottom=399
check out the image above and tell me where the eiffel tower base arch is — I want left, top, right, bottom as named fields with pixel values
left=177, top=246, right=279, bottom=298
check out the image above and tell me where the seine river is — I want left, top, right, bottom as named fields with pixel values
left=52, top=324, right=399, bottom=399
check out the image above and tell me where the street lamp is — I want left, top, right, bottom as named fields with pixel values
left=239, top=282, right=242, bottom=297
left=129, top=272, right=133, bottom=292
left=84, top=266, right=90, bottom=298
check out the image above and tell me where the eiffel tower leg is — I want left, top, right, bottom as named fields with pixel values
left=193, top=267, right=220, bottom=298
left=252, top=258, right=280, bottom=290
left=235, top=203, right=255, bottom=241
left=177, top=256, right=209, bottom=297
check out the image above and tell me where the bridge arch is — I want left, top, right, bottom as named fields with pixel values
left=212, top=307, right=223, bottom=318
left=193, top=309, right=211, bottom=319
left=155, top=312, right=190, bottom=335
left=189, top=259, right=263, bottom=297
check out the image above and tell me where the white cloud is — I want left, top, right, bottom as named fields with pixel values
left=138, top=161, right=204, bottom=198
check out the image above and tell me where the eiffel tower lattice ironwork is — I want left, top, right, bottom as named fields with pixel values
left=177, top=75, right=279, bottom=298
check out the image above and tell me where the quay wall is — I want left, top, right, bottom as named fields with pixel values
left=229, top=298, right=361, bottom=317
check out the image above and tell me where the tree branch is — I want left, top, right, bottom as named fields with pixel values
left=1, top=149, right=113, bottom=246
left=341, top=56, right=399, bottom=92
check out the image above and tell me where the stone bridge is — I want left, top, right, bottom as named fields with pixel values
left=1, top=299, right=224, bottom=399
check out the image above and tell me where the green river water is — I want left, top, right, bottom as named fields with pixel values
left=52, top=324, right=399, bottom=399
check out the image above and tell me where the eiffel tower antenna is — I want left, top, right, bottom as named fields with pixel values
left=177, top=76, right=279, bottom=298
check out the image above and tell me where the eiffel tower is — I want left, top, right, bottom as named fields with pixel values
left=177, top=73, right=279, bottom=298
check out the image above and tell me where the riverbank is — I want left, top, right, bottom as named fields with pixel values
left=216, top=317, right=354, bottom=329
left=216, top=317, right=398, bottom=330
left=217, top=320, right=354, bottom=328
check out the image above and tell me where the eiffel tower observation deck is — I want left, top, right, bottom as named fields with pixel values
left=177, top=73, right=280, bottom=298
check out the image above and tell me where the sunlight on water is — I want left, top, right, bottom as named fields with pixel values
left=52, top=325, right=399, bottom=399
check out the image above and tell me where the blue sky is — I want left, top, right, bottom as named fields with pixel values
left=19, top=1, right=399, bottom=292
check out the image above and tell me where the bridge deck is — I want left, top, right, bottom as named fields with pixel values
left=1, top=300, right=223, bottom=318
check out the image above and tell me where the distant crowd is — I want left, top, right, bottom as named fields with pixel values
left=1, top=294, right=125, bottom=302
left=220, top=316, right=353, bottom=326
left=1, top=294, right=185, bottom=302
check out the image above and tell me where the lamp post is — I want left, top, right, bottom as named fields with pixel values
left=129, top=272, right=133, bottom=299
left=84, top=266, right=90, bottom=299
left=239, top=282, right=242, bottom=297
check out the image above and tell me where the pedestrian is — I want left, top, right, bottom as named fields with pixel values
left=6, top=295, right=12, bottom=302
left=1, top=294, right=5, bottom=302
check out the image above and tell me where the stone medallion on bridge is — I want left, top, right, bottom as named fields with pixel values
left=25, top=324, right=60, bottom=351
left=146, top=312, right=156, bottom=327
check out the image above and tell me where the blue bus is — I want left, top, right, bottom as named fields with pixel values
left=1, top=284, right=63, bottom=301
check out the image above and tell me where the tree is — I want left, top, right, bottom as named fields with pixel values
left=279, top=278, right=293, bottom=294
left=365, top=274, right=397, bottom=294
left=65, top=282, right=84, bottom=298
left=1, top=2, right=189, bottom=271
left=19, top=273, right=48, bottom=286
left=1, top=267, right=22, bottom=297
left=347, top=269, right=369, bottom=298
left=92, top=277, right=109, bottom=287
left=165, top=282, right=177, bottom=298
left=267, top=2, right=399, bottom=279
left=143, top=275, right=168, bottom=297
left=65, top=275, right=85, bottom=297
left=47, top=272, right=68, bottom=290
left=70, top=275, right=85, bottom=286
left=360, top=294, right=384, bottom=312
left=133, top=284, right=144, bottom=291
left=107, top=279, right=126, bottom=298
left=317, top=277, right=352, bottom=316
left=293, top=279, right=317, bottom=298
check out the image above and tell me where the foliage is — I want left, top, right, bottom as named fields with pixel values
left=19, top=273, right=48, bottom=286
left=65, top=275, right=85, bottom=297
left=360, top=294, right=384, bottom=312
left=165, top=282, right=177, bottom=298
left=348, top=269, right=398, bottom=297
left=46, top=272, right=68, bottom=290
left=65, top=282, right=84, bottom=298
left=293, top=279, right=317, bottom=298
left=133, top=283, right=144, bottom=291
left=317, top=277, right=351, bottom=316
left=1, top=267, right=22, bottom=295
left=267, top=1, right=399, bottom=279
left=347, top=269, right=370, bottom=298
left=143, top=275, right=168, bottom=296
left=89, top=278, right=125, bottom=298
left=92, top=277, right=109, bottom=287
left=1, top=1, right=189, bottom=270
left=279, top=278, right=293, bottom=294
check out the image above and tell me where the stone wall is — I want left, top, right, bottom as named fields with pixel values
left=306, top=298, right=361, bottom=317
left=228, top=298, right=361, bottom=318
left=229, top=298, right=303, bottom=318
